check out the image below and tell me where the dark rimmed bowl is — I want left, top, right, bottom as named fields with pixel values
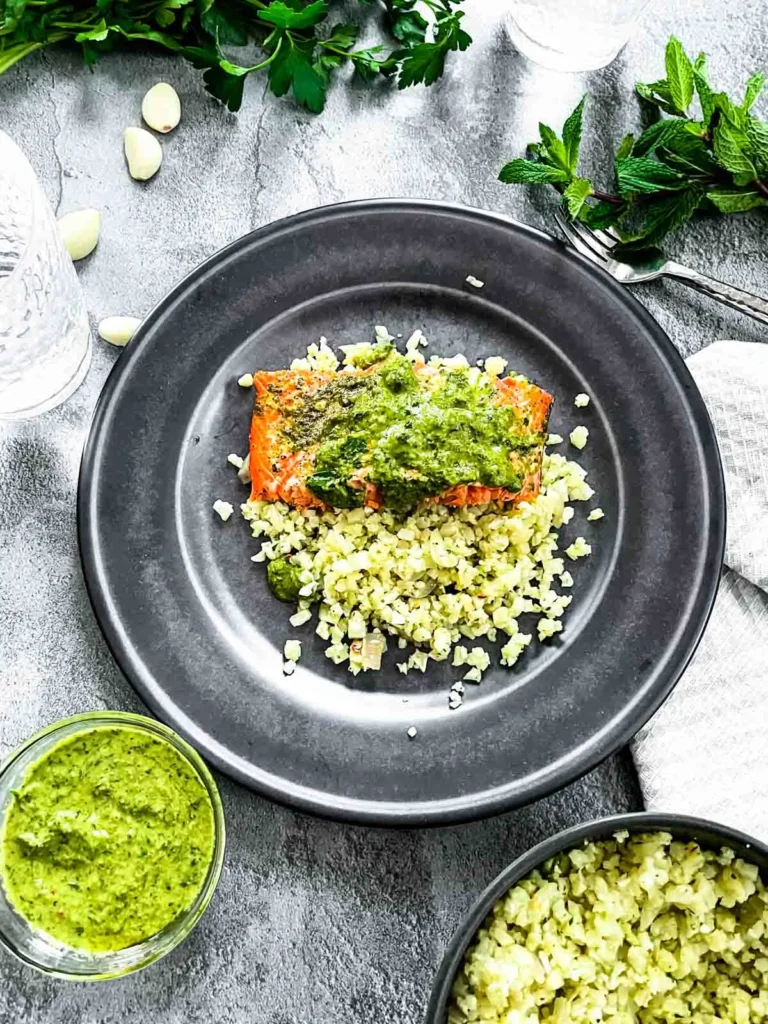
left=426, top=811, right=768, bottom=1024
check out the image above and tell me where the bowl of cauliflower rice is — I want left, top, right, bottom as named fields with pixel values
left=427, top=813, right=768, bottom=1024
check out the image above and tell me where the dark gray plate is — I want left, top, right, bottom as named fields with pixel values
left=78, top=200, right=724, bottom=826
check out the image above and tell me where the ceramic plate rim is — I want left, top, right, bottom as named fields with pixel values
left=77, top=199, right=725, bottom=826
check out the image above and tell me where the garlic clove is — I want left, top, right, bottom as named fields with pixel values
left=124, top=127, right=162, bottom=181
left=98, top=316, right=142, bottom=347
left=58, top=209, right=101, bottom=261
left=141, top=82, right=181, bottom=134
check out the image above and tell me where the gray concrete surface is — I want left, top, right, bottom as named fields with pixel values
left=0, top=1, right=764, bottom=1020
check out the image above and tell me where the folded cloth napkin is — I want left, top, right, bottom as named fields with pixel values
left=632, top=340, right=768, bottom=841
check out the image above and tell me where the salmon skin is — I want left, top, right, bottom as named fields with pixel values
left=248, top=359, right=552, bottom=511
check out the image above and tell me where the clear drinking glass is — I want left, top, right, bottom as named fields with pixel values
left=0, top=130, right=91, bottom=420
left=506, top=0, right=655, bottom=72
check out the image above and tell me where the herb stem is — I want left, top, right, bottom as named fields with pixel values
left=591, top=191, right=623, bottom=205
left=756, top=180, right=768, bottom=199
left=247, top=36, right=283, bottom=71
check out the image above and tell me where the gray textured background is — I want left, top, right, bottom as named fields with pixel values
left=0, top=1, right=765, bottom=1021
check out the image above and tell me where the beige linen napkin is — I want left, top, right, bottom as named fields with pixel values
left=632, top=341, right=768, bottom=840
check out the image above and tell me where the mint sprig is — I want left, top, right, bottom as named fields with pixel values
left=498, top=35, right=768, bottom=255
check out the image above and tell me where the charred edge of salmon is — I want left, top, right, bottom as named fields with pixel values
left=248, top=367, right=553, bottom=510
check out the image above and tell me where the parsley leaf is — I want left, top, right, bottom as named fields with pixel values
left=269, top=35, right=327, bottom=112
left=0, top=0, right=472, bottom=111
left=257, top=1, right=329, bottom=31
left=390, top=10, right=428, bottom=46
left=397, top=9, right=470, bottom=88
left=199, top=6, right=248, bottom=47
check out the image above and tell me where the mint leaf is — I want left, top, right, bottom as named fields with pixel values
left=743, top=72, right=765, bottom=112
left=693, top=64, right=715, bottom=124
left=563, top=178, right=593, bottom=219
left=707, top=186, right=767, bottom=213
left=658, top=129, right=720, bottom=175
left=665, top=36, right=694, bottom=113
left=583, top=200, right=625, bottom=230
left=746, top=116, right=768, bottom=167
left=258, top=0, right=328, bottom=30
left=615, top=156, right=687, bottom=196
left=713, top=119, right=757, bottom=184
left=269, top=37, right=327, bottom=112
left=526, top=142, right=545, bottom=161
left=632, top=119, right=685, bottom=157
left=617, top=185, right=705, bottom=249
left=713, top=92, right=746, bottom=129
left=635, top=79, right=679, bottom=116
left=615, top=133, right=634, bottom=160
left=498, top=159, right=570, bottom=185
left=561, top=95, right=586, bottom=174
left=538, top=123, right=570, bottom=172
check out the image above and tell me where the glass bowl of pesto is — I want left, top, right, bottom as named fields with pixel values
left=0, top=711, right=225, bottom=980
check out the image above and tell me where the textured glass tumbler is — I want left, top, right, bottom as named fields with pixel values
left=0, top=131, right=91, bottom=420
left=506, top=0, right=655, bottom=72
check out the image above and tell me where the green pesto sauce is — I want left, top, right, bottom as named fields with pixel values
left=267, top=556, right=303, bottom=601
left=347, top=340, right=394, bottom=369
left=289, top=353, right=542, bottom=511
left=0, top=726, right=215, bottom=953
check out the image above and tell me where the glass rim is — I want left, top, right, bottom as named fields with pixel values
left=0, top=710, right=226, bottom=981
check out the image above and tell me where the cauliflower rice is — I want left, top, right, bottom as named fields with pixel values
left=235, top=334, right=597, bottom=679
left=449, top=831, right=768, bottom=1024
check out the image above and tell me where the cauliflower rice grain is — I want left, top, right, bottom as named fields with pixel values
left=241, top=448, right=594, bottom=675
left=449, top=831, right=768, bottom=1024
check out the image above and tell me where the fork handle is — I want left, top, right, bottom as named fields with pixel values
left=664, top=261, right=768, bottom=326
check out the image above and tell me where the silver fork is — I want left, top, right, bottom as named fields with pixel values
left=554, top=210, right=768, bottom=326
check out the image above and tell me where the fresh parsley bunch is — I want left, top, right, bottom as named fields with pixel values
left=499, top=37, right=768, bottom=257
left=0, top=0, right=471, bottom=112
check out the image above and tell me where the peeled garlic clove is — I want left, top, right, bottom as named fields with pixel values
left=99, top=316, right=141, bottom=347
left=58, top=209, right=101, bottom=261
left=124, top=127, right=162, bottom=181
left=142, top=82, right=181, bottom=134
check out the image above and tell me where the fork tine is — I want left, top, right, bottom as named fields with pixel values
left=567, top=219, right=615, bottom=261
left=592, top=227, right=620, bottom=249
left=554, top=210, right=609, bottom=266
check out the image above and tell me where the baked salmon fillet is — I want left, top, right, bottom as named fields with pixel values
left=248, top=354, right=552, bottom=512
